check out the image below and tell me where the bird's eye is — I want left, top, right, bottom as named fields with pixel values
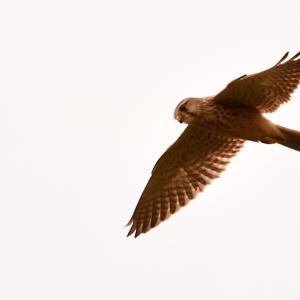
left=179, top=106, right=187, bottom=112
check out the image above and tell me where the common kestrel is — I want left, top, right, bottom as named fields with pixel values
left=127, top=51, right=300, bottom=238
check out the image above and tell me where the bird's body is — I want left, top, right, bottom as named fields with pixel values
left=127, top=51, right=300, bottom=237
left=177, top=97, right=283, bottom=142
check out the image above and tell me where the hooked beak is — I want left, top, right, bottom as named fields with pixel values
left=175, top=113, right=183, bottom=123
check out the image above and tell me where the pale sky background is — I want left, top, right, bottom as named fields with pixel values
left=1, top=0, right=300, bottom=299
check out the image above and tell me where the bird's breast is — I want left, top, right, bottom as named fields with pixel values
left=194, top=104, right=274, bottom=141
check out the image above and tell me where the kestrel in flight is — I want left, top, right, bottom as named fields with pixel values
left=127, top=51, right=300, bottom=238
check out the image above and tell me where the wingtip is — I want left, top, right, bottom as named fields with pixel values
left=288, top=51, right=300, bottom=62
left=125, top=218, right=132, bottom=227
left=275, top=51, right=289, bottom=66
left=126, top=219, right=150, bottom=238
left=275, top=51, right=300, bottom=66
left=125, top=218, right=135, bottom=237
left=126, top=228, right=142, bottom=238
left=126, top=222, right=138, bottom=237
left=134, top=231, right=141, bottom=238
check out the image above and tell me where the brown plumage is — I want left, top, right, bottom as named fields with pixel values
left=127, top=51, right=300, bottom=237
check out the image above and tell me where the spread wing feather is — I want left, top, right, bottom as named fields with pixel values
left=214, top=51, right=300, bottom=112
left=127, top=126, right=244, bottom=237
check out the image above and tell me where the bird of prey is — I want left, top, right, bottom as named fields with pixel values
left=127, top=51, right=300, bottom=238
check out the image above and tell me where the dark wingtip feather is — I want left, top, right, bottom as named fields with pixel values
left=274, top=51, right=300, bottom=66
left=126, top=217, right=137, bottom=237
left=127, top=220, right=143, bottom=238
left=287, top=51, right=300, bottom=62
left=134, top=231, right=141, bottom=238
left=125, top=217, right=133, bottom=227
left=275, top=51, right=289, bottom=66
left=127, top=223, right=136, bottom=237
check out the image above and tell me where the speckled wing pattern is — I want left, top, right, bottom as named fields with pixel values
left=214, top=52, right=300, bottom=112
left=127, top=126, right=244, bottom=237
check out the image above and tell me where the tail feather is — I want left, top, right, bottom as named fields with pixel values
left=276, top=125, right=300, bottom=152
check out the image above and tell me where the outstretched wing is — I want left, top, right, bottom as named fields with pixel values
left=127, top=125, right=244, bottom=237
left=214, top=51, right=300, bottom=113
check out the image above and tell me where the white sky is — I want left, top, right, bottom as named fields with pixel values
left=1, top=0, right=300, bottom=299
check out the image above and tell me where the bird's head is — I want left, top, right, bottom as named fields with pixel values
left=174, top=97, right=203, bottom=125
